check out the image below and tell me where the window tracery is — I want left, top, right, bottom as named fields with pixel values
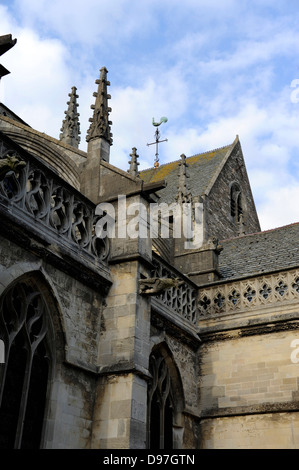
left=147, top=352, right=174, bottom=449
left=0, top=279, right=52, bottom=448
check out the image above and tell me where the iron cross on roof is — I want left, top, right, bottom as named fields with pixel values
left=147, top=117, right=168, bottom=168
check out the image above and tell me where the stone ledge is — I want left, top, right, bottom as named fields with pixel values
left=200, top=400, right=299, bottom=420
left=199, top=316, right=299, bottom=343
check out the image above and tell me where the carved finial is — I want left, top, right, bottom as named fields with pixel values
left=86, top=67, right=113, bottom=146
left=128, top=147, right=140, bottom=177
left=60, top=86, right=81, bottom=148
left=176, top=153, right=192, bottom=203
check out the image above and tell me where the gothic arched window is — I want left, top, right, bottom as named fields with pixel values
left=147, top=351, right=174, bottom=449
left=0, top=279, right=52, bottom=449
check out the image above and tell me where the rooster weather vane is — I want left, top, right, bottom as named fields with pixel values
left=147, top=116, right=168, bottom=168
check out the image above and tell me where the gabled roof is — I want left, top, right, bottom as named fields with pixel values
left=218, top=223, right=299, bottom=280
left=140, top=140, right=235, bottom=203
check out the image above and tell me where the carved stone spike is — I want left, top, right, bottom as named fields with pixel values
left=86, top=67, right=113, bottom=146
left=128, top=147, right=140, bottom=177
left=176, top=153, right=192, bottom=203
left=59, top=86, right=81, bottom=148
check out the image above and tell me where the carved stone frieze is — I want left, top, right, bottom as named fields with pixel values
left=0, top=137, right=110, bottom=263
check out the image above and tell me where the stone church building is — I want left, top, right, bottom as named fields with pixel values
left=1, top=34, right=299, bottom=449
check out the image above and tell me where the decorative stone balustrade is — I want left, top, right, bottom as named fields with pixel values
left=0, top=132, right=109, bottom=263
left=151, top=254, right=198, bottom=326
left=198, top=268, right=299, bottom=318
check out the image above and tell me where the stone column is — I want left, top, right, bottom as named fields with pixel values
left=91, top=193, right=152, bottom=449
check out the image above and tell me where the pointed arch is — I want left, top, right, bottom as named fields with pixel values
left=147, top=342, right=185, bottom=450
left=0, top=263, right=67, bottom=351
left=0, top=268, right=66, bottom=448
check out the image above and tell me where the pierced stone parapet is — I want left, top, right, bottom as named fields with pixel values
left=151, top=254, right=198, bottom=326
left=198, top=268, right=299, bottom=318
left=0, top=133, right=110, bottom=264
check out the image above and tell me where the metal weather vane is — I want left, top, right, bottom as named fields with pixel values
left=147, top=116, right=168, bottom=168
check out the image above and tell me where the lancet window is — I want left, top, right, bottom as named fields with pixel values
left=0, top=279, right=52, bottom=448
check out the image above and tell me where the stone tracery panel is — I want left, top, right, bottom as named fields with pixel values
left=198, top=269, right=299, bottom=317
left=151, top=255, right=198, bottom=326
left=0, top=134, right=109, bottom=262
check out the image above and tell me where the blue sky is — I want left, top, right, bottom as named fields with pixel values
left=1, top=0, right=299, bottom=231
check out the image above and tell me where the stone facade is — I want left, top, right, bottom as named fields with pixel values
left=1, top=34, right=299, bottom=449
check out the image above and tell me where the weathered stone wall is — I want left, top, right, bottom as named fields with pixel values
left=205, top=141, right=260, bottom=241
left=198, top=328, right=299, bottom=448
left=92, top=373, right=147, bottom=449
left=200, top=413, right=299, bottom=449
left=45, top=364, right=97, bottom=449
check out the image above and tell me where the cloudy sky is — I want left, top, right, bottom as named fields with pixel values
left=1, top=0, right=299, bottom=231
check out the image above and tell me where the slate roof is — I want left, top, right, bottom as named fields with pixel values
left=140, top=142, right=234, bottom=203
left=218, top=223, right=299, bottom=280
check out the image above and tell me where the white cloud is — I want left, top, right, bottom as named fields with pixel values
left=3, top=30, right=70, bottom=137
left=0, top=6, right=73, bottom=136
left=14, top=0, right=158, bottom=46
left=258, top=185, right=299, bottom=230
left=109, top=72, right=189, bottom=169
left=2, top=0, right=299, bottom=232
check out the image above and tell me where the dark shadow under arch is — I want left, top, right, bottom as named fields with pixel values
left=147, top=342, right=185, bottom=450
left=0, top=272, right=65, bottom=448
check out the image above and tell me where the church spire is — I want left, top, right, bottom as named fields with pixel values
left=59, top=86, right=81, bottom=148
left=128, top=147, right=140, bottom=177
left=176, top=153, right=192, bottom=203
left=86, top=67, right=113, bottom=147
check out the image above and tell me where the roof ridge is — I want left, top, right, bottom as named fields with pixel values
left=221, top=221, right=299, bottom=243
left=140, top=141, right=234, bottom=173
left=187, top=141, right=234, bottom=160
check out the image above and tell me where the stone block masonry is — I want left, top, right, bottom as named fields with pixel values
left=199, top=329, right=299, bottom=448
